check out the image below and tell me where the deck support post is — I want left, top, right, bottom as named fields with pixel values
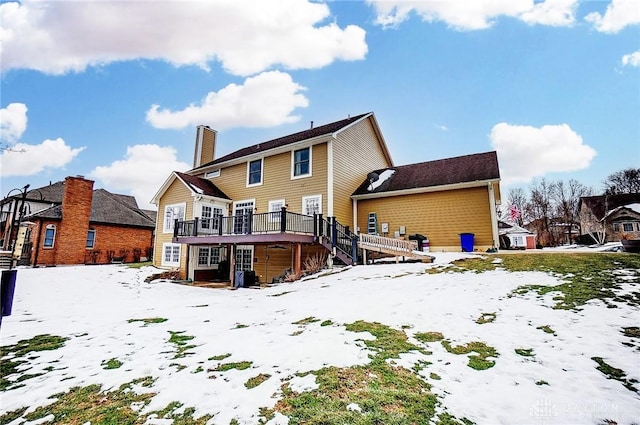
left=294, top=243, right=302, bottom=277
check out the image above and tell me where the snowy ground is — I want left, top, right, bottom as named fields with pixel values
left=1, top=252, right=638, bottom=424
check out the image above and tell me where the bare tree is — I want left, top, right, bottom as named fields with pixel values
left=603, top=168, right=640, bottom=195
left=527, top=178, right=554, bottom=246
left=504, top=187, right=528, bottom=226
left=552, top=179, right=592, bottom=244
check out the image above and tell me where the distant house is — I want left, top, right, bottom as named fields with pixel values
left=579, top=193, right=640, bottom=242
left=152, top=112, right=502, bottom=284
left=499, top=224, right=536, bottom=249
left=1, top=176, right=156, bottom=267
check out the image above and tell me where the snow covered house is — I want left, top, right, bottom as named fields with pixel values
left=579, top=194, right=640, bottom=242
left=151, top=113, right=501, bottom=284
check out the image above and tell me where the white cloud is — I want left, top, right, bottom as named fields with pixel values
left=0, top=103, right=28, bottom=143
left=89, top=144, right=190, bottom=209
left=490, top=122, right=596, bottom=185
left=367, top=0, right=577, bottom=30
left=0, top=138, right=85, bottom=177
left=0, top=0, right=367, bottom=76
left=622, top=51, right=640, bottom=67
left=146, top=71, right=309, bottom=130
left=585, top=0, right=640, bottom=33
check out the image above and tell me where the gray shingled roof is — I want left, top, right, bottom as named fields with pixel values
left=193, top=112, right=371, bottom=170
left=23, top=181, right=65, bottom=203
left=352, top=151, right=500, bottom=196
left=176, top=172, right=230, bottom=200
left=27, top=188, right=155, bottom=228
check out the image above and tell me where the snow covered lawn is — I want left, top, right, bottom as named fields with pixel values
left=1, top=252, right=639, bottom=424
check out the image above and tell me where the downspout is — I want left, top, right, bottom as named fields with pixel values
left=327, top=139, right=334, bottom=217
left=488, top=182, right=499, bottom=249
left=32, top=218, right=43, bottom=267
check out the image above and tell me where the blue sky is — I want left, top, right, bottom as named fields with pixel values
left=1, top=0, right=638, bottom=209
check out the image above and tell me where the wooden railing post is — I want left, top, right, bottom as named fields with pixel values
left=280, top=207, right=287, bottom=233
left=330, top=217, right=337, bottom=248
left=351, top=236, right=358, bottom=264
left=193, top=217, right=199, bottom=236
left=218, top=214, right=224, bottom=236
left=173, top=219, right=179, bottom=238
left=315, top=213, right=322, bottom=237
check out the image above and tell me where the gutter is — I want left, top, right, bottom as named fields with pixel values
left=352, top=179, right=501, bottom=200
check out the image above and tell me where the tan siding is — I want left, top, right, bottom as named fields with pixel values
left=153, top=177, right=192, bottom=272
left=356, top=186, right=495, bottom=251
left=333, top=117, right=392, bottom=226
left=202, top=143, right=329, bottom=216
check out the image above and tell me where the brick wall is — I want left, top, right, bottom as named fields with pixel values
left=83, top=223, right=154, bottom=264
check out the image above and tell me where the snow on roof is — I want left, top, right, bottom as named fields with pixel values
left=604, top=202, right=640, bottom=218
left=368, top=169, right=395, bottom=191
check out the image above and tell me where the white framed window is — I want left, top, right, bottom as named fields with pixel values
left=302, top=195, right=322, bottom=217
left=162, top=243, right=181, bottom=266
left=269, top=199, right=286, bottom=222
left=247, top=158, right=263, bottom=186
left=623, top=223, right=634, bottom=232
left=86, top=229, right=96, bottom=248
left=198, top=246, right=221, bottom=266
left=205, top=169, right=220, bottom=178
left=613, top=223, right=620, bottom=232
left=235, top=245, right=253, bottom=271
left=163, top=203, right=186, bottom=233
left=292, top=147, right=312, bottom=179
left=43, top=224, right=56, bottom=248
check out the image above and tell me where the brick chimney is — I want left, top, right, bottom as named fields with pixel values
left=193, top=125, right=217, bottom=168
left=55, top=176, right=94, bottom=264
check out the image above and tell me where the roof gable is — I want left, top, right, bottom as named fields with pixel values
left=175, top=172, right=230, bottom=200
left=194, top=113, right=371, bottom=169
left=352, top=151, right=500, bottom=196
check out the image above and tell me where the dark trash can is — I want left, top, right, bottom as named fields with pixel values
left=460, top=233, right=475, bottom=252
left=408, top=234, right=427, bottom=251
left=1, top=269, right=17, bottom=317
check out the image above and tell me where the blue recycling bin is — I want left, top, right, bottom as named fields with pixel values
left=1, top=269, right=17, bottom=317
left=460, top=233, right=475, bottom=252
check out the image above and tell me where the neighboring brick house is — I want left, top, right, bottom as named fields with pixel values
left=8, top=176, right=156, bottom=267
left=152, top=112, right=502, bottom=284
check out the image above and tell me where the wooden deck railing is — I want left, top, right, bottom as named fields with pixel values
left=359, top=233, right=418, bottom=256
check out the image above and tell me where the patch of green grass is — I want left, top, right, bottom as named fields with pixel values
left=245, top=373, right=271, bottom=389
left=192, top=366, right=204, bottom=374
left=208, top=353, right=231, bottom=361
left=430, top=372, right=441, bottom=380
left=476, top=312, right=496, bottom=324
left=537, top=325, right=556, bottom=335
left=128, top=317, right=168, bottom=326
left=168, top=331, right=196, bottom=359
left=414, top=331, right=445, bottom=343
left=515, top=348, right=535, bottom=357
left=101, top=358, right=123, bottom=370
left=1, top=334, right=69, bottom=391
left=320, top=320, right=333, bottom=327
left=442, top=340, right=498, bottom=370
left=233, top=323, right=249, bottom=329
left=14, top=378, right=155, bottom=425
left=126, top=261, right=153, bottom=269
left=445, top=253, right=640, bottom=310
left=292, top=316, right=321, bottom=325
left=412, top=359, right=432, bottom=373
left=212, top=361, right=253, bottom=372
left=592, top=357, right=638, bottom=393
left=535, top=380, right=549, bottom=386
left=622, top=327, right=640, bottom=338
left=261, top=321, right=470, bottom=424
